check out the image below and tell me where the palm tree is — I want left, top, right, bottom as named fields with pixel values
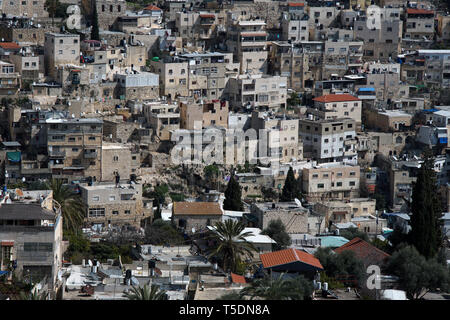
left=207, top=220, right=256, bottom=273
left=19, top=289, right=48, bottom=300
left=239, top=274, right=313, bottom=300
left=122, top=284, right=168, bottom=300
left=46, top=179, right=84, bottom=233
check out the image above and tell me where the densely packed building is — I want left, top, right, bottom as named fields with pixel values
left=0, top=0, right=449, bottom=301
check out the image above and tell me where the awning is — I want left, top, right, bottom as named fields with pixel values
left=1, top=241, right=14, bottom=246
left=6, top=151, right=21, bottom=162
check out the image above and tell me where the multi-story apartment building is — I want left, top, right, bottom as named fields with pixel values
left=177, top=52, right=235, bottom=100
left=0, top=60, right=21, bottom=97
left=308, top=6, right=339, bottom=40
left=150, top=57, right=189, bottom=98
left=80, top=182, right=152, bottom=229
left=416, top=49, right=450, bottom=88
left=143, top=101, right=180, bottom=141
left=95, top=0, right=127, bottom=30
left=354, top=7, right=403, bottom=61
left=9, top=46, right=40, bottom=83
left=114, top=71, right=159, bottom=101
left=179, top=100, right=229, bottom=130
left=302, top=162, right=361, bottom=202
left=309, top=93, right=362, bottom=128
left=226, top=15, right=268, bottom=74
left=251, top=111, right=300, bottom=164
left=403, top=8, right=435, bottom=43
left=281, top=8, right=309, bottom=42
left=322, top=41, right=364, bottom=79
left=299, top=117, right=357, bottom=164
left=175, top=11, right=217, bottom=49
left=1, top=0, right=48, bottom=18
left=44, top=33, right=80, bottom=80
left=227, top=74, right=287, bottom=111
left=43, top=117, right=103, bottom=183
left=0, top=190, right=62, bottom=294
left=101, top=143, right=140, bottom=182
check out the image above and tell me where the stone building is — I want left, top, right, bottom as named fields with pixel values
left=1, top=0, right=48, bottom=18
left=42, top=117, right=103, bottom=183
left=114, top=71, right=159, bottom=101
left=95, top=0, right=127, bottom=30
left=101, top=143, right=140, bottom=182
left=0, top=190, right=62, bottom=294
left=44, top=33, right=80, bottom=80
left=302, top=162, right=360, bottom=202
left=172, top=202, right=223, bottom=235
left=250, top=202, right=309, bottom=234
left=179, top=100, right=229, bottom=130
left=80, top=182, right=152, bottom=229
left=299, top=117, right=357, bottom=164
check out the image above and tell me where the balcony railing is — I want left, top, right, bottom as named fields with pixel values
left=48, top=150, right=66, bottom=158
left=83, top=151, right=98, bottom=159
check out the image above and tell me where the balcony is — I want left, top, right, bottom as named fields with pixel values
left=48, top=150, right=66, bottom=159
left=84, top=151, right=98, bottom=159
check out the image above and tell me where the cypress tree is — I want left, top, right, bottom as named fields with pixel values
left=280, top=167, right=301, bottom=202
left=409, top=149, right=443, bottom=259
left=91, top=4, right=100, bottom=40
left=223, top=174, right=243, bottom=211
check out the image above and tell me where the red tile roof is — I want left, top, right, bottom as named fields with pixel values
left=230, top=273, right=246, bottom=284
left=334, top=237, right=390, bottom=265
left=260, top=248, right=323, bottom=270
left=313, top=93, right=360, bottom=103
left=288, top=2, right=305, bottom=6
left=144, top=5, right=162, bottom=11
left=173, top=202, right=223, bottom=216
left=407, top=8, right=434, bottom=15
left=200, top=14, right=215, bottom=18
left=0, top=42, right=20, bottom=50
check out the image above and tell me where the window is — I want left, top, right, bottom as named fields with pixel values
left=317, top=183, right=324, bottom=188
left=71, top=50, right=75, bottom=54
left=350, top=171, right=356, bottom=176
left=124, top=210, right=131, bottom=214
left=89, top=137, right=96, bottom=141
left=349, top=181, right=356, bottom=186
left=336, top=182, right=342, bottom=187
left=58, top=50, right=63, bottom=54
left=337, top=172, right=343, bottom=177
left=92, top=196, right=100, bottom=201
left=312, top=174, right=319, bottom=179
left=109, top=195, right=116, bottom=201
left=24, top=243, right=53, bottom=252
left=72, top=148, right=78, bottom=152
left=89, top=208, right=105, bottom=217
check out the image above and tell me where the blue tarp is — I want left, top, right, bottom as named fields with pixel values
left=0, top=271, right=9, bottom=276
left=358, top=87, right=375, bottom=92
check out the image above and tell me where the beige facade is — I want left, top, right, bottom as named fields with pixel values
left=180, top=100, right=229, bottom=130
left=310, top=94, right=362, bottom=128
left=44, top=33, right=80, bottom=80
left=150, top=58, right=189, bottom=98
left=44, top=118, right=103, bottom=183
left=80, top=182, right=151, bottom=228
left=364, top=109, right=412, bottom=132
left=227, top=74, right=287, bottom=111
left=101, top=143, right=140, bottom=182
left=302, top=163, right=360, bottom=202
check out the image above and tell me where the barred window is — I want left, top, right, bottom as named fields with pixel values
left=89, top=208, right=105, bottom=217
left=24, top=243, right=53, bottom=252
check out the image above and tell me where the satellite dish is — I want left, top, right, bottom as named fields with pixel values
left=294, top=198, right=303, bottom=208
left=88, top=259, right=93, bottom=267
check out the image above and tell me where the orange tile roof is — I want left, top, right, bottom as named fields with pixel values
left=200, top=14, right=215, bottom=18
left=407, top=8, right=434, bottom=15
left=144, top=5, right=162, bottom=11
left=260, top=248, right=323, bottom=270
left=288, top=2, right=305, bottom=6
left=313, top=93, right=360, bottom=103
left=0, top=42, right=20, bottom=50
left=173, top=202, right=223, bottom=216
left=230, top=273, right=246, bottom=284
left=334, top=237, right=390, bottom=265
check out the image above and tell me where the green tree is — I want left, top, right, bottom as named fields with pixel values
left=239, top=274, right=313, bottom=300
left=373, top=192, right=386, bottom=211
left=314, top=247, right=366, bottom=287
left=287, top=92, right=301, bottom=108
left=386, top=245, right=450, bottom=299
left=261, top=187, right=278, bottom=202
left=123, top=284, right=168, bottom=300
left=204, top=164, right=220, bottom=189
left=280, top=167, right=301, bottom=202
left=46, top=179, right=84, bottom=234
left=223, top=175, right=243, bottom=211
left=208, top=220, right=256, bottom=273
left=91, top=4, right=100, bottom=40
left=19, top=289, right=48, bottom=300
left=216, top=292, right=242, bottom=300
left=261, top=219, right=291, bottom=251
left=144, top=219, right=184, bottom=246
left=409, top=149, right=443, bottom=259
left=340, top=228, right=369, bottom=242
